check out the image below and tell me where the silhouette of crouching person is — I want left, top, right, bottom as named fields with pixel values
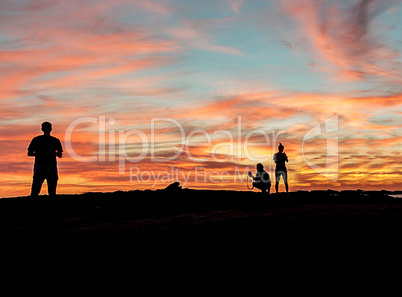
left=28, top=122, right=63, bottom=198
left=248, top=163, right=271, bottom=193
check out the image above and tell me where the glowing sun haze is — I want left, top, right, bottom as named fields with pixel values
left=1, top=0, right=401, bottom=197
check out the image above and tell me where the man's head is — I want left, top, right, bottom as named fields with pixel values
left=278, top=143, right=284, bottom=153
left=256, top=163, right=264, bottom=171
left=41, top=122, right=52, bottom=133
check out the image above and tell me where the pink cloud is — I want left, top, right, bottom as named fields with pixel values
left=278, top=0, right=402, bottom=82
left=227, top=0, right=243, bottom=13
left=1, top=0, right=401, bottom=195
left=0, top=0, right=181, bottom=101
left=165, top=20, right=243, bottom=55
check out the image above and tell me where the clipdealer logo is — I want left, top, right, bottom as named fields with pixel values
left=302, top=115, right=339, bottom=181
left=64, top=115, right=286, bottom=174
left=63, top=114, right=339, bottom=184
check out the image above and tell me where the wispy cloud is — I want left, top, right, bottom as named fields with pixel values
left=0, top=0, right=181, bottom=102
left=278, top=0, right=402, bottom=82
left=165, top=19, right=243, bottom=55
left=227, top=0, right=243, bottom=13
left=1, top=0, right=401, bottom=195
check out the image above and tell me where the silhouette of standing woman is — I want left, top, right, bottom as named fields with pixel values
left=28, top=122, right=63, bottom=198
left=273, top=143, right=288, bottom=193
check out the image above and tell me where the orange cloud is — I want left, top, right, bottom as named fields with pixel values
left=0, top=0, right=181, bottom=103
left=1, top=1, right=401, bottom=196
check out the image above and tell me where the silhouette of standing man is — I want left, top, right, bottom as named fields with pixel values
left=273, top=143, right=288, bottom=194
left=28, top=122, right=63, bottom=198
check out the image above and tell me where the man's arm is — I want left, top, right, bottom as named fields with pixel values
left=56, top=139, right=63, bottom=158
left=27, top=138, right=36, bottom=156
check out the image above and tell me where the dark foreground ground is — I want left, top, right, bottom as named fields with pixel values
left=1, top=189, right=402, bottom=247
left=4, top=189, right=402, bottom=282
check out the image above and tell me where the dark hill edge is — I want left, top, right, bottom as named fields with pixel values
left=1, top=189, right=402, bottom=246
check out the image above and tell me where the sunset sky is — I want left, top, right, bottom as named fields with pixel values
left=1, top=0, right=401, bottom=197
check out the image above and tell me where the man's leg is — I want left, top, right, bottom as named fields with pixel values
left=31, top=174, right=45, bottom=198
left=47, top=175, right=59, bottom=197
